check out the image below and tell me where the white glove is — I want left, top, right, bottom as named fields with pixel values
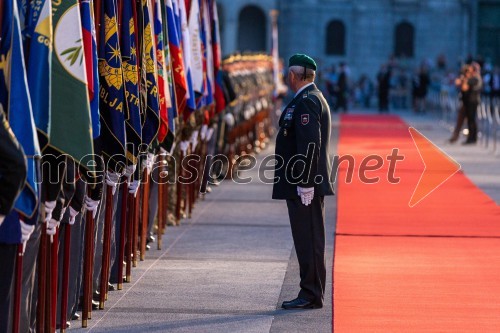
left=124, top=164, right=137, bottom=182
left=200, top=124, right=208, bottom=141
left=206, top=128, right=215, bottom=142
left=84, top=196, right=100, bottom=219
left=44, top=200, right=57, bottom=223
left=0, top=214, right=4, bottom=227
left=146, top=153, right=154, bottom=173
left=190, top=130, right=199, bottom=151
left=20, top=219, right=35, bottom=243
left=128, top=180, right=140, bottom=197
left=180, top=141, right=189, bottom=155
left=297, top=186, right=314, bottom=206
left=68, top=206, right=79, bottom=225
left=105, top=171, right=121, bottom=195
left=224, top=113, right=235, bottom=127
left=46, top=218, right=59, bottom=236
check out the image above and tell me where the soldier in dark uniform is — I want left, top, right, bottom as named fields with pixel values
left=0, top=106, right=28, bottom=332
left=273, top=54, right=334, bottom=310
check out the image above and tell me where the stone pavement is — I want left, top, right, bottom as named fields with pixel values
left=71, top=108, right=499, bottom=333
left=72, top=119, right=338, bottom=333
left=400, top=110, right=500, bottom=204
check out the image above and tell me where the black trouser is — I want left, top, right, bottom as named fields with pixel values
left=378, top=91, right=389, bottom=112
left=451, top=104, right=467, bottom=140
left=20, top=222, right=42, bottom=333
left=335, top=92, right=348, bottom=113
left=465, top=101, right=478, bottom=142
left=286, top=196, right=326, bottom=306
left=68, top=213, right=84, bottom=319
left=0, top=243, right=17, bottom=332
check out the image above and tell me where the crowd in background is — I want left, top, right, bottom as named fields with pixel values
left=319, top=54, right=500, bottom=114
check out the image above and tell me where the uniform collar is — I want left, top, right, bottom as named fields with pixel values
left=294, top=82, right=314, bottom=98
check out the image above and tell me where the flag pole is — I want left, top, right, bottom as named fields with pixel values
left=187, top=144, right=193, bottom=219
left=157, top=157, right=163, bottom=250
left=125, top=192, right=134, bottom=282
left=50, top=229, right=58, bottom=331
left=36, top=214, right=47, bottom=332
left=91, top=0, right=104, bottom=303
left=12, top=243, right=24, bottom=333
left=141, top=168, right=150, bottom=254
left=133, top=0, right=144, bottom=266
left=133, top=178, right=141, bottom=267
left=94, top=0, right=102, bottom=46
left=161, top=155, right=168, bottom=241
left=44, top=228, right=52, bottom=333
left=175, top=149, right=184, bottom=225
left=117, top=182, right=128, bottom=290
left=60, top=224, right=72, bottom=333
left=99, top=185, right=113, bottom=309
left=130, top=179, right=144, bottom=266
left=82, top=207, right=94, bottom=327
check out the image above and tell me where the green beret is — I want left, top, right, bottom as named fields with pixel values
left=289, top=54, right=317, bottom=71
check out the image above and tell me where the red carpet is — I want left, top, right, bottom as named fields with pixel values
left=334, top=115, right=500, bottom=332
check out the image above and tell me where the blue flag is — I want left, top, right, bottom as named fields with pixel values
left=98, top=0, right=127, bottom=170
left=0, top=0, right=40, bottom=220
left=140, top=0, right=160, bottom=146
left=25, top=0, right=52, bottom=149
left=121, top=0, right=142, bottom=161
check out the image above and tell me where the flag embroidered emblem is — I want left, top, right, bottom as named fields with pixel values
left=301, top=114, right=309, bottom=125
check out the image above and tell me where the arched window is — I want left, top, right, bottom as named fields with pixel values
left=394, top=22, right=414, bottom=58
left=325, top=20, right=346, bottom=56
left=237, top=6, right=266, bottom=52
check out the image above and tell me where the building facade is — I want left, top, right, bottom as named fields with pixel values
left=217, top=0, right=500, bottom=79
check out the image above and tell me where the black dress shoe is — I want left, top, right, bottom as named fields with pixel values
left=281, top=297, right=318, bottom=310
left=108, top=283, right=116, bottom=291
left=462, top=140, right=477, bottom=145
left=147, top=235, right=155, bottom=244
left=71, top=312, right=80, bottom=320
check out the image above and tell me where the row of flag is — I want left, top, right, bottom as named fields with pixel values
left=0, top=0, right=225, bottom=225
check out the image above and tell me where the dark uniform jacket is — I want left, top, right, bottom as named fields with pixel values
left=272, top=84, right=334, bottom=200
left=0, top=108, right=26, bottom=216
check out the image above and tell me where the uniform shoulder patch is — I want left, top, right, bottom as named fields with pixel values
left=301, top=114, right=309, bottom=125
left=284, top=108, right=294, bottom=120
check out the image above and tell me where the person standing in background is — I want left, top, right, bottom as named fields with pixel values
left=412, top=64, right=430, bottom=114
left=377, top=64, right=391, bottom=113
left=449, top=65, right=470, bottom=143
left=462, top=62, right=483, bottom=145
left=335, top=62, right=348, bottom=113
